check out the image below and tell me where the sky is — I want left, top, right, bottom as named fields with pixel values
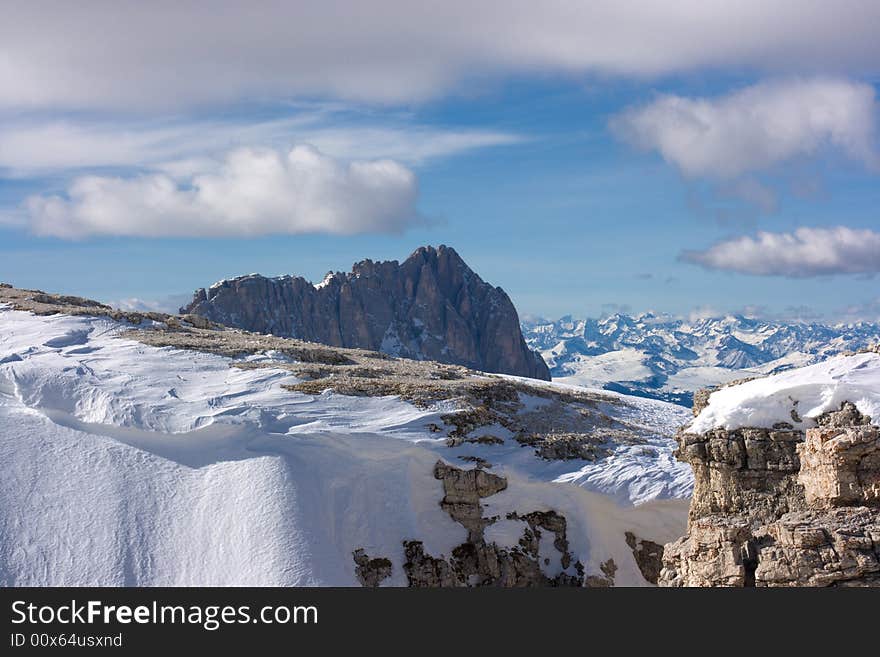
left=1, top=1, right=879, bottom=322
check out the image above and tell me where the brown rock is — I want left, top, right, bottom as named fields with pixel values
left=394, top=462, right=589, bottom=587
left=625, top=531, right=664, bottom=585
left=661, top=394, right=880, bottom=587
left=798, top=424, right=880, bottom=507
left=677, top=426, right=806, bottom=523
left=434, top=460, right=507, bottom=541
left=584, top=559, right=617, bottom=587
left=352, top=549, right=393, bottom=587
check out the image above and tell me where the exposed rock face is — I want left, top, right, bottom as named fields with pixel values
left=661, top=401, right=880, bottom=587
left=401, top=541, right=460, bottom=588
left=182, top=245, right=550, bottom=380
left=583, top=558, right=617, bottom=587
left=754, top=508, right=879, bottom=586
left=434, top=461, right=508, bottom=541
left=662, top=508, right=880, bottom=587
left=677, top=425, right=806, bottom=523
left=799, top=423, right=880, bottom=508
left=625, top=532, right=664, bottom=585
left=370, top=461, right=603, bottom=587
left=352, top=549, right=393, bottom=587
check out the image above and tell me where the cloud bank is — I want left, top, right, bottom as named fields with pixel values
left=610, top=78, right=879, bottom=178
left=680, top=226, right=880, bottom=277
left=3, top=3, right=880, bottom=110
left=25, top=145, right=422, bottom=239
left=112, top=295, right=193, bottom=314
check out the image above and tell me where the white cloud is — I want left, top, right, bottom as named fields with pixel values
left=680, top=226, right=880, bottom=277
left=291, top=127, right=523, bottom=167
left=2, top=3, right=880, bottom=110
left=687, top=306, right=723, bottom=323
left=111, top=295, right=192, bottom=314
left=0, top=113, right=522, bottom=176
left=610, top=78, right=879, bottom=179
left=837, top=298, right=880, bottom=323
left=25, top=145, right=422, bottom=239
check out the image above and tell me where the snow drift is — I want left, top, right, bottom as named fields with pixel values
left=689, top=351, right=880, bottom=433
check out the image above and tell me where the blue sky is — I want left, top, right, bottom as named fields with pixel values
left=1, top=3, right=879, bottom=321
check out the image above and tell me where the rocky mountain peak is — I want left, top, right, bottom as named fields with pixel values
left=182, top=245, right=550, bottom=380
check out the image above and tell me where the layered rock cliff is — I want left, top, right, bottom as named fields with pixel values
left=660, top=358, right=880, bottom=587
left=182, top=245, right=550, bottom=380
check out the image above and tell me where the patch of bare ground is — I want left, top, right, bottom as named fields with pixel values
left=0, top=284, right=221, bottom=328
left=283, top=370, right=652, bottom=460
left=131, top=328, right=361, bottom=365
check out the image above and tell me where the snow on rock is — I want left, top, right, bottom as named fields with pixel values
left=0, top=307, right=691, bottom=586
left=688, top=351, right=880, bottom=434
left=490, top=376, right=693, bottom=505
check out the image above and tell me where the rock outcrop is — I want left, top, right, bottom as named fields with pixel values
left=661, top=401, right=880, bottom=587
left=625, top=532, right=664, bottom=585
left=799, top=405, right=879, bottom=508
left=403, top=461, right=585, bottom=587
left=361, top=461, right=599, bottom=587
left=676, top=425, right=806, bottom=523
left=352, top=549, right=393, bottom=587
left=182, top=245, right=550, bottom=380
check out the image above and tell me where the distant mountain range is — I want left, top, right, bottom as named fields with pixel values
left=522, top=313, right=880, bottom=406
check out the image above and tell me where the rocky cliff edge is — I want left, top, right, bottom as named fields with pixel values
left=660, top=348, right=880, bottom=587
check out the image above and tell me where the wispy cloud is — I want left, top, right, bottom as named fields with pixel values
left=25, top=145, right=423, bottom=239
left=680, top=226, right=880, bottom=277
left=0, top=112, right=523, bottom=177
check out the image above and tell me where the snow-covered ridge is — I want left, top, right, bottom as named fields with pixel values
left=688, top=350, right=880, bottom=434
left=0, top=305, right=691, bottom=586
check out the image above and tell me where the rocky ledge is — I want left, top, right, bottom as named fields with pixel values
left=660, top=401, right=880, bottom=587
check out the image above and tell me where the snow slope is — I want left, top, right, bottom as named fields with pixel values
left=0, top=307, right=690, bottom=586
left=689, top=351, right=880, bottom=433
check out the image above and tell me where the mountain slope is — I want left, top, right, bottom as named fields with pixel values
left=183, top=245, right=550, bottom=380
left=0, top=287, right=690, bottom=586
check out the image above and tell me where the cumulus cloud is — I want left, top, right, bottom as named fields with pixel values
left=24, top=145, right=422, bottom=239
left=610, top=78, right=879, bottom=179
left=2, top=3, right=880, bottom=110
left=680, top=226, right=880, bottom=277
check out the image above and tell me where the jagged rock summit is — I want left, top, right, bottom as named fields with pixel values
left=182, top=245, right=550, bottom=380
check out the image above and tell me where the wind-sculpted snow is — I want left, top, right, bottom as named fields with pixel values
left=689, top=351, right=880, bottom=433
left=0, top=307, right=691, bottom=586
